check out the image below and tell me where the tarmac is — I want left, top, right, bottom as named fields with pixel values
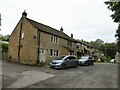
left=6, top=70, right=55, bottom=88
left=0, top=60, right=2, bottom=90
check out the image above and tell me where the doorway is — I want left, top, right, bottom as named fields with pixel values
left=39, top=50, right=46, bottom=63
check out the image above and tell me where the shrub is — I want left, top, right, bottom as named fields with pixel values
left=2, top=43, right=8, bottom=53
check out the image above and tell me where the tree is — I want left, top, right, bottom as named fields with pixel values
left=105, top=1, right=120, bottom=52
left=0, top=35, right=9, bottom=53
left=95, top=39, right=104, bottom=44
left=104, top=43, right=117, bottom=58
left=2, top=43, right=8, bottom=53
left=89, top=39, right=117, bottom=59
left=1, top=35, right=9, bottom=42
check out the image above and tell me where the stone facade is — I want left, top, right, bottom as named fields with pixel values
left=8, top=15, right=38, bottom=65
left=115, top=52, right=120, bottom=63
left=8, top=11, right=104, bottom=65
left=8, top=11, right=77, bottom=65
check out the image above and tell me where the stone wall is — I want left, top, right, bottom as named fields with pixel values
left=2, top=52, right=8, bottom=61
left=8, top=17, right=37, bottom=65
left=115, top=52, right=120, bottom=64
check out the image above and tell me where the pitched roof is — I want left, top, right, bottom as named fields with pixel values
left=26, top=18, right=77, bottom=42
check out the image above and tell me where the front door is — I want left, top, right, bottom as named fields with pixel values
left=39, top=50, right=46, bottom=63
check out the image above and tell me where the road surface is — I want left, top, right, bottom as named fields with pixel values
left=1, top=60, right=118, bottom=89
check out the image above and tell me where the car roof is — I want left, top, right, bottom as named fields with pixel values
left=65, top=55, right=76, bottom=57
left=82, top=56, right=91, bottom=57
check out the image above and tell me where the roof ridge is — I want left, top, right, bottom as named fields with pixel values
left=27, top=18, right=61, bottom=33
left=26, top=18, right=77, bottom=42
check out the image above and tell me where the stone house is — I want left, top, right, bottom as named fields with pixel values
left=76, top=40, right=104, bottom=60
left=8, top=11, right=77, bottom=65
left=76, top=40, right=94, bottom=57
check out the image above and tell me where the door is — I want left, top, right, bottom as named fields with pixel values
left=39, top=50, right=46, bottom=63
left=64, top=56, right=74, bottom=67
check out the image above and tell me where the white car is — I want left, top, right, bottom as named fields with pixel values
left=110, top=59, right=116, bottom=63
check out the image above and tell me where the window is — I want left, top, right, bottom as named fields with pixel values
left=50, top=49, right=53, bottom=56
left=50, top=49, right=59, bottom=56
left=21, top=32, right=24, bottom=39
left=51, top=36, right=53, bottom=42
left=67, top=40, right=72, bottom=46
left=65, top=56, right=76, bottom=60
left=51, top=35, right=59, bottom=43
left=56, top=50, right=58, bottom=56
left=89, top=57, right=92, bottom=59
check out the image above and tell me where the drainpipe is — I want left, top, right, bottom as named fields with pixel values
left=18, top=11, right=27, bottom=63
left=37, top=30, right=40, bottom=64
left=18, top=17, right=23, bottom=63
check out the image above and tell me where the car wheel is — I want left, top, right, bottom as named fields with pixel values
left=85, top=62, right=89, bottom=66
left=61, top=64, right=66, bottom=69
left=92, top=62, right=94, bottom=65
left=75, top=63, right=78, bottom=68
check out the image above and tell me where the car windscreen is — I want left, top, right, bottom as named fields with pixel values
left=54, top=56, right=65, bottom=60
left=80, top=57, right=88, bottom=60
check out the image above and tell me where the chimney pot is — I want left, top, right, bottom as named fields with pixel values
left=22, top=10, right=27, bottom=18
left=60, top=27, right=63, bottom=32
left=71, top=34, right=73, bottom=38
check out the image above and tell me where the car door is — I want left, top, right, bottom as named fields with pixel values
left=67, top=56, right=77, bottom=67
left=39, top=50, right=46, bottom=63
left=64, top=56, right=72, bottom=68
left=88, top=57, right=93, bottom=64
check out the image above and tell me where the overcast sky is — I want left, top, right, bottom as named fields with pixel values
left=0, top=0, right=118, bottom=43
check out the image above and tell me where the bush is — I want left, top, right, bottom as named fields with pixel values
left=2, top=43, right=8, bottom=53
left=104, top=57, right=111, bottom=62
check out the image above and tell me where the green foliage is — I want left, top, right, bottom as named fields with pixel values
left=104, top=43, right=117, bottom=58
left=104, top=57, right=111, bottom=62
left=89, top=39, right=117, bottom=58
left=115, top=25, right=120, bottom=52
left=1, top=35, right=9, bottom=42
left=105, top=2, right=120, bottom=23
left=105, top=1, right=120, bottom=52
left=2, top=43, right=8, bottom=53
left=95, top=39, right=104, bottom=44
left=0, top=35, right=9, bottom=53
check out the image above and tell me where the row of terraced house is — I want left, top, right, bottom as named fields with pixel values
left=8, top=11, right=104, bottom=65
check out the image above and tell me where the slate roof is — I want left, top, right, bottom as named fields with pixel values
left=27, top=18, right=77, bottom=42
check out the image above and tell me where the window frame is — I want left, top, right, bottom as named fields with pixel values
left=50, top=49, right=59, bottom=57
left=21, top=32, right=24, bottom=39
left=51, top=35, right=59, bottom=44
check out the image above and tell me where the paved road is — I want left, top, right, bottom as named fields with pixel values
left=1, top=60, right=118, bottom=88
left=0, top=60, right=2, bottom=90
left=2, top=61, right=54, bottom=88
left=27, top=63, right=118, bottom=88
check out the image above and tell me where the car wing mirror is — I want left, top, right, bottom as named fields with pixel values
left=66, top=59, right=69, bottom=61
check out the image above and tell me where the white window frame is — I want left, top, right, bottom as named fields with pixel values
left=51, top=35, right=59, bottom=43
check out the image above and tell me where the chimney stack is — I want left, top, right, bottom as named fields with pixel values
left=60, top=27, right=63, bottom=32
left=71, top=34, right=73, bottom=38
left=22, top=10, right=27, bottom=18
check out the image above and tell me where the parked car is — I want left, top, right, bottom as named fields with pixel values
left=50, top=55, right=78, bottom=69
left=110, top=59, right=116, bottom=63
left=78, top=56, right=94, bottom=66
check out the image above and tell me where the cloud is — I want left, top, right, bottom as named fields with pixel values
left=0, top=0, right=118, bottom=43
